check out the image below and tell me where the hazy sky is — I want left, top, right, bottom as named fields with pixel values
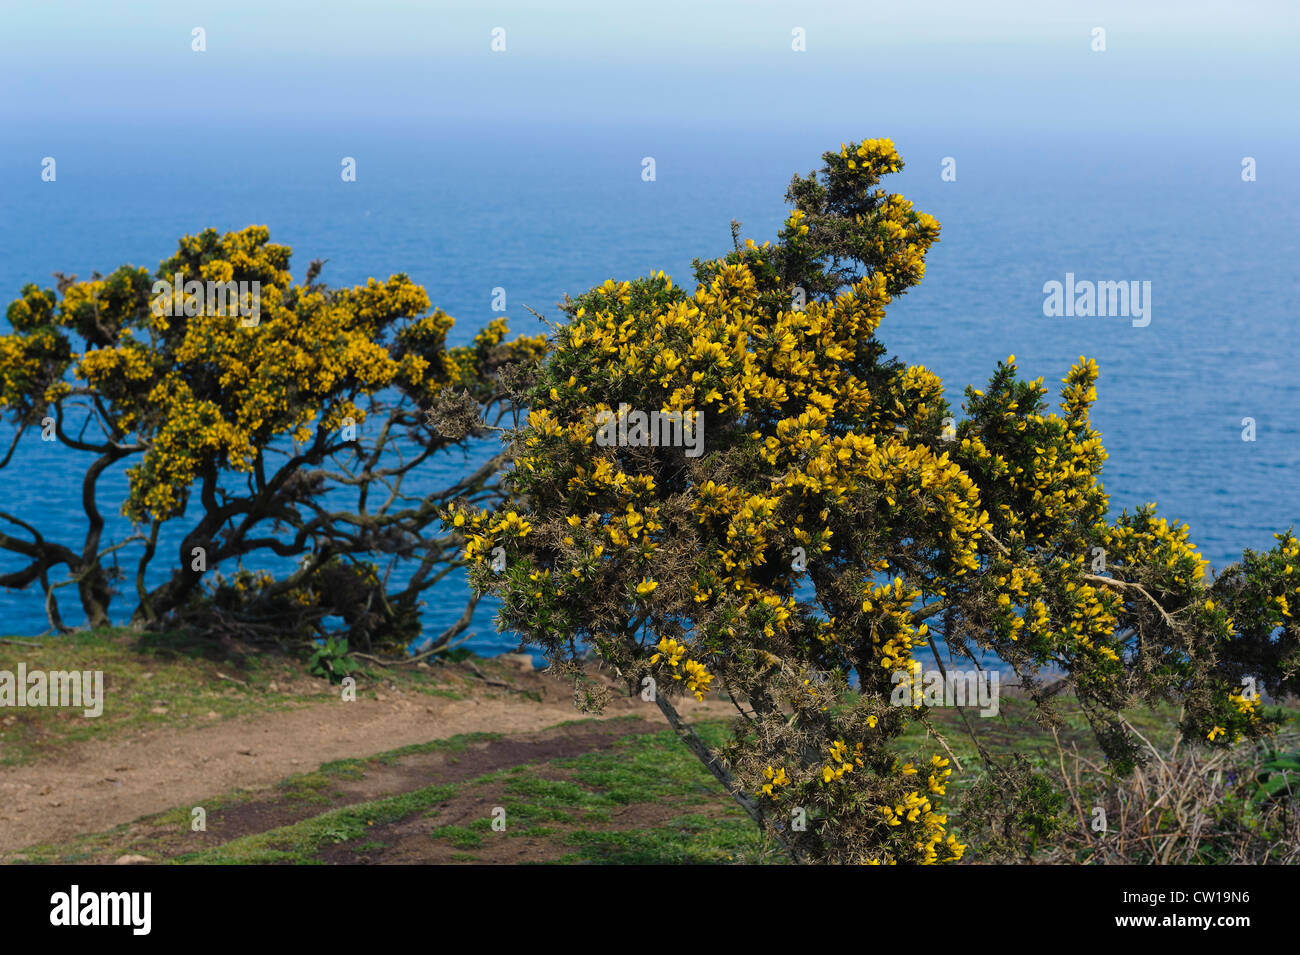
left=1, top=0, right=1296, bottom=137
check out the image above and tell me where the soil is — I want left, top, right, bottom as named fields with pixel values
left=0, top=661, right=733, bottom=856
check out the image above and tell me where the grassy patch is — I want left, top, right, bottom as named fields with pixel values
left=174, top=782, right=462, bottom=864
left=0, top=627, right=473, bottom=765
left=557, top=811, right=766, bottom=864
left=1, top=729, right=512, bottom=864
left=162, top=723, right=770, bottom=864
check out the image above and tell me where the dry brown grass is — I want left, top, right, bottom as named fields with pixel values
left=1045, top=718, right=1300, bottom=864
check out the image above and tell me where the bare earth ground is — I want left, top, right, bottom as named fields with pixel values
left=0, top=662, right=733, bottom=856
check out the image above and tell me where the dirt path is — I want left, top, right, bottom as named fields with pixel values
left=0, top=672, right=732, bottom=855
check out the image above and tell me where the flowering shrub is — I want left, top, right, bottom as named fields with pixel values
left=0, top=226, right=546, bottom=646
left=451, top=139, right=1292, bottom=863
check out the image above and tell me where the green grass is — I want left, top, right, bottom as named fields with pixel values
left=3, top=728, right=512, bottom=864
left=8, top=630, right=1295, bottom=865
left=13, top=700, right=1296, bottom=864
left=556, top=811, right=764, bottom=864
left=0, top=627, right=474, bottom=765
left=430, top=825, right=487, bottom=849
left=174, top=782, right=464, bottom=864
left=165, top=724, right=771, bottom=864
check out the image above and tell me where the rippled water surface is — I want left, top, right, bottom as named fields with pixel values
left=2, top=122, right=1296, bottom=655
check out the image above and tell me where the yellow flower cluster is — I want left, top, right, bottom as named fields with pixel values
left=1263, top=531, right=1300, bottom=626
left=1217, top=685, right=1262, bottom=742
left=927, top=754, right=953, bottom=795
left=462, top=510, right=531, bottom=563
left=760, top=764, right=789, bottom=799
left=876, top=758, right=967, bottom=865
left=841, top=137, right=901, bottom=174
left=650, top=636, right=687, bottom=668
left=988, top=561, right=1046, bottom=642
left=861, top=577, right=929, bottom=671
left=682, top=660, right=714, bottom=701
left=1229, top=686, right=1257, bottom=717
left=821, top=739, right=865, bottom=782
left=959, top=357, right=1110, bottom=549
left=649, top=637, right=715, bottom=701
left=1103, top=510, right=1208, bottom=587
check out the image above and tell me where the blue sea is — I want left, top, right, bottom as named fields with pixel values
left=1, top=119, right=1297, bottom=656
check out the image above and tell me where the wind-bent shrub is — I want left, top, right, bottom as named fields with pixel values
left=451, top=139, right=1293, bottom=863
left=0, top=226, right=546, bottom=647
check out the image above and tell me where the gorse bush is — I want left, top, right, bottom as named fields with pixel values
left=451, top=138, right=1297, bottom=864
left=0, top=226, right=545, bottom=648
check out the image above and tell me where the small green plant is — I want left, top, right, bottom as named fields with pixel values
left=1253, top=749, right=1300, bottom=806
left=308, top=637, right=357, bottom=684
left=320, top=825, right=352, bottom=844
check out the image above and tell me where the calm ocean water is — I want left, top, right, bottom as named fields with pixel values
left=1, top=119, right=1297, bottom=656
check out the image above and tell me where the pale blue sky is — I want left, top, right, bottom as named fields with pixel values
left=0, top=1, right=1297, bottom=640
left=1, top=0, right=1296, bottom=135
